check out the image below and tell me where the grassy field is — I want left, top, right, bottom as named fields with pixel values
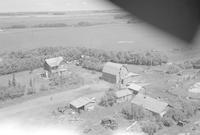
left=0, top=11, right=186, bottom=55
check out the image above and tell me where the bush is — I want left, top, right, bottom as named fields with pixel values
left=121, top=104, right=146, bottom=120
left=99, top=89, right=116, bottom=107
left=49, top=73, right=83, bottom=88
left=100, top=117, right=118, bottom=130
left=166, top=64, right=181, bottom=74
left=178, top=61, right=193, bottom=69
left=5, top=86, right=25, bottom=99
left=81, top=57, right=103, bottom=72
left=141, top=121, right=159, bottom=135
left=164, top=109, right=185, bottom=122
left=161, top=117, right=174, bottom=127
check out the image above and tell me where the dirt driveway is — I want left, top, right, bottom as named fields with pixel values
left=0, top=82, right=109, bottom=123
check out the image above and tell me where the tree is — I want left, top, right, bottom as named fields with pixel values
left=99, top=89, right=117, bottom=107
left=29, top=79, right=33, bottom=88
left=161, top=117, right=174, bottom=127
left=141, top=121, right=159, bottom=135
left=12, top=74, right=16, bottom=87
left=8, top=80, right=11, bottom=87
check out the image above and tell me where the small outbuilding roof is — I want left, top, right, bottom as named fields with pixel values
left=115, top=89, right=132, bottom=98
left=70, top=97, right=92, bottom=108
left=131, top=94, right=168, bottom=115
left=102, top=62, right=127, bottom=75
left=45, top=57, right=63, bottom=67
left=128, top=83, right=142, bottom=91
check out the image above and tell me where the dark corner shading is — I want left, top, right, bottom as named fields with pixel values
left=108, top=0, right=200, bottom=43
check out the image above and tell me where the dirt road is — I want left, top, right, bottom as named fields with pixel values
left=0, top=83, right=109, bottom=122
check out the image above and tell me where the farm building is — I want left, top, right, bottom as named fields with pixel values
left=70, top=97, right=95, bottom=113
left=128, top=83, right=143, bottom=94
left=124, top=72, right=140, bottom=86
left=102, top=62, right=128, bottom=86
left=131, top=94, right=169, bottom=117
left=115, top=89, right=132, bottom=103
left=44, top=56, right=64, bottom=78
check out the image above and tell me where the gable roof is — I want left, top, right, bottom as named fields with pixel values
left=115, top=89, right=132, bottom=98
left=70, top=97, right=92, bottom=108
left=102, top=62, right=127, bottom=75
left=131, top=94, right=168, bottom=115
left=128, top=83, right=142, bottom=91
left=45, top=56, right=63, bottom=67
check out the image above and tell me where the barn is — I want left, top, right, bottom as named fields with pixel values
left=43, top=56, right=64, bottom=78
left=102, top=62, right=128, bottom=85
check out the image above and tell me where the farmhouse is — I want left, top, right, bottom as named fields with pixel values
left=44, top=56, right=64, bottom=78
left=102, top=62, right=128, bottom=86
left=128, top=83, right=143, bottom=94
left=131, top=94, right=169, bottom=117
left=115, top=89, right=132, bottom=103
left=70, top=97, right=95, bottom=113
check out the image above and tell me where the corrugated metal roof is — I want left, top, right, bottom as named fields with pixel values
left=45, top=57, right=63, bottom=67
left=70, top=97, right=92, bottom=108
left=115, top=89, right=132, bottom=98
left=131, top=94, right=168, bottom=115
left=102, top=62, right=126, bottom=75
left=128, top=83, right=142, bottom=91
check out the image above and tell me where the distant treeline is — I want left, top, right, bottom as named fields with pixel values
left=0, top=47, right=168, bottom=75
left=1, top=21, right=106, bottom=30
left=0, top=10, right=122, bottom=16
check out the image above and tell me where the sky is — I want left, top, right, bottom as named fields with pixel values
left=0, top=0, right=117, bottom=12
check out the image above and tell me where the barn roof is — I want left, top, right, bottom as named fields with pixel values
left=70, top=97, right=92, bottom=108
left=102, top=62, right=127, bottom=75
left=45, top=57, right=63, bottom=67
left=131, top=94, right=168, bottom=115
left=115, top=89, right=132, bottom=98
left=128, top=83, right=142, bottom=91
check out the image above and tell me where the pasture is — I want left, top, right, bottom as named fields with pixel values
left=0, top=12, right=185, bottom=54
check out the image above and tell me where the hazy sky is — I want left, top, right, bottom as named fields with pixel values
left=0, top=0, right=117, bottom=12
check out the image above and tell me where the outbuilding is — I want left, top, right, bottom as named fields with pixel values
left=102, top=62, right=128, bottom=86
left=70, top=97, right=95, bottom=113
left=115, top=89, right=132, bottom=103
left=128, top=83, right=143, bottom=95
left=131, top=94, right=169, bottom=117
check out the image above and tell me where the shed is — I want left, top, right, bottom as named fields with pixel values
left=70, top=97, right=95, bottom=113
left=131, top=94, right=169, bottom=117
left=102, top=62, right=128, bottom=85
left=115, top=89, right=132, bottom=103
left=44, top=56, right=64, bottom=78
left=128, top=83, right=143, bottom=94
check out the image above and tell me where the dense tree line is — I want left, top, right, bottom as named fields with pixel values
left=0, top=47, right=168, bottom=75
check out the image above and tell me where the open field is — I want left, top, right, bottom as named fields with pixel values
left=0, top=11, right=187, bottom=54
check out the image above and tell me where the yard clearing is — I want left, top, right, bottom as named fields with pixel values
left=0, top=82, right=109, bottom=121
